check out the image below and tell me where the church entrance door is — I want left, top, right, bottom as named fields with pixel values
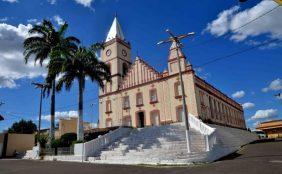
left=137, top=112, right=145, bottom=128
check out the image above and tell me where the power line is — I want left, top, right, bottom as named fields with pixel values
left=194, top=39, right=279, bottom=68
left=188, top=4, right=280, bottom=48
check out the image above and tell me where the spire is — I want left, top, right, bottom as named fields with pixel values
left=106, top=16, right=125, bottom=42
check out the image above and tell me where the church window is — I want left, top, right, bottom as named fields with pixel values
left=136, top=92, right=143, bottom=106
left=150, top=89, right=158, bottom=103
left=174, top=82, right=181, bottom=97
left=123, top=96, right=130, bottom=109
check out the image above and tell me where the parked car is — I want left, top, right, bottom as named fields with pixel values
left=252, top=130, right=267, bottom=139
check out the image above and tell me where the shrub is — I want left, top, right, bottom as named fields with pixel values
left=60, top=133, right=77, bottom=147
left=37, top=134, right=48, bottom=148
left=50, top=139, right=61, bottom=148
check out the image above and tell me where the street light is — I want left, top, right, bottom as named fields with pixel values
left=158, top=29, right=195, bottom=153
left=32, top=82, right=49, bottom=137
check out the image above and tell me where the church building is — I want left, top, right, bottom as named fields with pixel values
left=98, top=17, right=246, bottom=130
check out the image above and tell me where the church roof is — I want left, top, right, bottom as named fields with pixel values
left=120, top=57, right=162, bottom=89
left=106, top=17, right=125, bottom=42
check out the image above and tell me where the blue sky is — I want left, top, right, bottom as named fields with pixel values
left=0, top=0, right=282, bottom=131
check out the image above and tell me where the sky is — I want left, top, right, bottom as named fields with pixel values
left=0, top=0, right=282, bottom=131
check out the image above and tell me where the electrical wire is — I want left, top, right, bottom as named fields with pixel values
left=194, top=39, right=280, bottom=68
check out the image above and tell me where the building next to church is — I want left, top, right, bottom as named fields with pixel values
left=256, top=120, right=282, bottom=138
left=98, top=17, right=246, bottom=130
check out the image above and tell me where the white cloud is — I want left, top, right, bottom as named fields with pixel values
left=75, top=0, right=93, bottom=7
left=205, top=6, right=240, bottom=37
left=276, top=94, right=282, bottom=100
left=0, top=23, right=47, bottom=88
left=262, top=78, right=282, bottom=92
left=41, top=110, right=78, bottom=122
left=53, top=15, right=64, bottom=26
left=252, top=121, right=260, bottom=128
left=242, top=102, right=255, bottom=109
left=205, top=1, right=282, bottom=42
left=251, top=109, right=278, bottom=120
left=0, top=17, right=8, bottom=22
left=2, top=0, right=18, bottom=3
left=0, top=77, right=17, bottom=88
left=47, top=0, right=94, bottom=9
left=27, top=18, right=38, bottom=23
left=232, top=90, right=245, bottom=99
left=48, top=0, right=56, bottom=5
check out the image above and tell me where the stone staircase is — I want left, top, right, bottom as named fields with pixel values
left=204, top=124, right=258, bottom=162
left=87, top=123, right=209, bottom=164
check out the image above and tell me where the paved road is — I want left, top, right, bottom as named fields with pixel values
left=1, top=140, right=282, bottom=174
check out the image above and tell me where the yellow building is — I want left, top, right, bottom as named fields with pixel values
left=98, top=17, right=246, bottom=130
left=40, top=117, right=91, bottom=139
left=58, top=117, right=91, bottom=137
left=256, top=120, right=282, bottom=138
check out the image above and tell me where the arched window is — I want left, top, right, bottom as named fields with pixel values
left=122, top=63, right=128, bottom=76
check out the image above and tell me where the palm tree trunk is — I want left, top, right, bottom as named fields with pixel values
left=77, top=77, right=84, bottom=141
left=50, top=80, right=56, bottom=141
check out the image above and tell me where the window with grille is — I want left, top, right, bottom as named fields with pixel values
left=123, top=96, right=130, bottom=109
left=136, top=93, right=143, bottom=106
left=174, top=82, right=182, bottom=97
left=150, top=89, right=158, bottom=103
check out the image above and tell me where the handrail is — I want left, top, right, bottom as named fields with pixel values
left=188, top=113, right=215, bottom=135
left=74, top=127, right=132, bottom=157
left=188, top=114, right=217, bottom=152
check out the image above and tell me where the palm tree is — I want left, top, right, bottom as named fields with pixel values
left=49, top=45, right=111, bottom=141
left=23, top=20, right=80, bottom=140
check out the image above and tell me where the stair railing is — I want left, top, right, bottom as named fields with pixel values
left=74, top=127, right=132, bottom=158
left=188, top=114, right=216, bottom=152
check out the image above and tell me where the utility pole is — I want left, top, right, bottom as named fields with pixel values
left=158, top=29, right=195, bottom=153
left=32, top=82, right=48, bottom=138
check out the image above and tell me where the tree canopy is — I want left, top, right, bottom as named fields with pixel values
left=8, top=119, right=37, bottom=134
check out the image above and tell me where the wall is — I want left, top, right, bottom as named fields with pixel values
left=6, top=133, right=35, bottom=157
left=194, top=76, right=246, bottom=129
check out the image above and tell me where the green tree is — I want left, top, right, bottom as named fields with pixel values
left=23, top=20, right=80, bottom=140
left=49, top=46, right=111, bottom=140
left=8, top=119, right=37, bottom=134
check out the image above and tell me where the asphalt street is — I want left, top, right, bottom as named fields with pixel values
left=0, top=140, right=282, bottom=174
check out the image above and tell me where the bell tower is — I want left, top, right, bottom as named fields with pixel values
left=101, top=16, right=131, bottom=94
left=167, top=41, right=191, bottom=75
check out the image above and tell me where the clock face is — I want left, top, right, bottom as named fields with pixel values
left=106, top=49, right=111, bottom=57
left=122, top=49, right=127, bottom=57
